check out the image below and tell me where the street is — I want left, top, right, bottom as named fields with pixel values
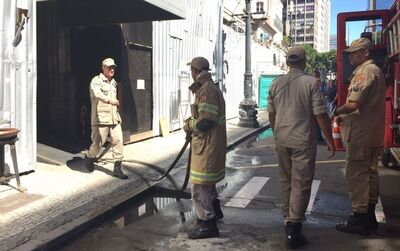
left=60, top=129, right=400, bottom=251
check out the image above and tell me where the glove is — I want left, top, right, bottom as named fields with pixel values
left=183, top=118, right=192, bottom=133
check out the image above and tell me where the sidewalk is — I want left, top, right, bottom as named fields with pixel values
left=0, top=111, right=269, bottom=251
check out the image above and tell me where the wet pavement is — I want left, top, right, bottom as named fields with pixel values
left=59, top=128, right=400, bottom=251
left=0, top=112, right=269, bottom=251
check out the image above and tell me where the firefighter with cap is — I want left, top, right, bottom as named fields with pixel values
left=85, top=58, right=128, bottom=180
left=333, top=37, right=385, bottom=235
left=268, top=47, right=335, bottom=248
left=183, top=56, right=226, bottom=239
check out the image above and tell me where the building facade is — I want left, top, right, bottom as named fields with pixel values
left=223, top=0, right=287, bottom=113
left=330, top=34, right=337, bottom=50
left=283, top=0, right=331, bottom=52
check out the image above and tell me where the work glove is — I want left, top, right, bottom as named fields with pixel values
left=183, top=117, right=193, bottom=133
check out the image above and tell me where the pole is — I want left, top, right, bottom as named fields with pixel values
left=238, top=0, right=259, bottom=128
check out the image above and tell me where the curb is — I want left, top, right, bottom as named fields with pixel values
left=12, top=123, right=270, bottom=250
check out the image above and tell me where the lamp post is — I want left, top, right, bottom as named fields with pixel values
left=288, top=0, right=294, bottom=47
left=238, top=0, right=259, bottom=128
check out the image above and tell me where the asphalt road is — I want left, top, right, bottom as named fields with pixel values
left=60, top=129, right=400, bottom=251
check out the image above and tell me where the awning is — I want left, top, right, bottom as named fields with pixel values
left=58, top=0, right=186, bottom=26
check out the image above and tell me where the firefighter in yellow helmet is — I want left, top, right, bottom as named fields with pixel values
left=184, top=57, right=227, bottom=239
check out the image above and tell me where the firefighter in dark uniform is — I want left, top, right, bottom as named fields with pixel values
left=183, top=57, right=226, bottom=239
left=85, top=58, right=128, bottom=179
left=268, top=47, right=335, bottom=249
left=333, top=38, right=385, bottom=235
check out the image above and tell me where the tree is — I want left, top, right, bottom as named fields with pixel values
left=300, top=45, right=337, bottom=78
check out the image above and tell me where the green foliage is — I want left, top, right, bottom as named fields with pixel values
left=300, top=45, right=337, bottom=77
left=283, top=36, right=289, bottom=44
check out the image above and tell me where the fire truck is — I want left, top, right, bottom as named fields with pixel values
left=337, top=0, right=400, bottom=168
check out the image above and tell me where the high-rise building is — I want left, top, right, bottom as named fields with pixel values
left=283, top=0, right=331, bottom=52
left=330, top=34, right=337, bottom=51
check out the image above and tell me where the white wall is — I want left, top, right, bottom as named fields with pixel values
left=0, top=0, right=37, bottom=172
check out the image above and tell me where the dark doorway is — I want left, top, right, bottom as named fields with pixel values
left=37, top=1, right=153, bottom=153
left=69, top=25, right=123, bottom=147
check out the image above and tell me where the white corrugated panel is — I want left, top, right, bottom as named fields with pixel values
left=0, top=0, right=36, bottom=173
left=222, top=24, right=246, bottom=119
left=152, top=0, right=223, bottom=135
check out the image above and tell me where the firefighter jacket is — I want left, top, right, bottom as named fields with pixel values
left=90, top=73, right=122, bottom=126
left=342, top=59, right=385, bottom=146
left=188, top=71, right=227, bottom=185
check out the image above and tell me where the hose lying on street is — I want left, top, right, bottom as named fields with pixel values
left=94, top=133, right=192, bottom=192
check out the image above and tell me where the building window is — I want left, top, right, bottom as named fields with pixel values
left=306, top=5, right=314, bottom=11
left=256, top=1, right=264, bottom=13
left=306, top=36, right=314, bottom=41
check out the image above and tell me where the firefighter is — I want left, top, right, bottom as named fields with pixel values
left=268, top=47, right=335, bottom=249
left=85, top=58, right=128, bottom=180
left=333, top=38, right=385, bottom=235
left=183, top=57, right=226, bottom=239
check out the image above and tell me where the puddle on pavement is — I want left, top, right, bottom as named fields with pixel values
left=59, top=188, right=194, bottom=251
left=227, top=127, right=277, bottom=167
left=103, top=189, right=193, bottom=229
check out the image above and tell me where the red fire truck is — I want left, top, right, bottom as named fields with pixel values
left=337, top=0, right=400, bottom=168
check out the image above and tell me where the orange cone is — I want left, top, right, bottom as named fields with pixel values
left=332, top=117, right=345, bottom=151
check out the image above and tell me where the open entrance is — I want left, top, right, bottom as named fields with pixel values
left=37, top=1, right=153, bottom=153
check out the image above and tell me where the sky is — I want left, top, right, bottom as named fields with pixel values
left=330, top=0, right=369, bottom=35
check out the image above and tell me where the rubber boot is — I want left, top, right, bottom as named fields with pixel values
left=285, top=222, right=308, bottom=249
left=188, top=218, right=219, bottom=239
left=113, top=161, right=128, bottom=179
left=84, top=155, right=95, bottom=173
left=368, top=204, right=378, bottom=233
left=213, top=199, right=224, bottom=220
left=336, top=212, right=369, bottom=236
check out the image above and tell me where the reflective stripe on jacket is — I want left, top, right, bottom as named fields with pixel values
left=189, top=72, right=227, bottom=184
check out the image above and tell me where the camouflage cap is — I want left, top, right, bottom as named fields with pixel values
left=187, top=57, right=210, bottom=71
left=286, top=47, right=306, bottom=62
left=344, top=38, right=372, bottom=53
left=102, top=58, right=117, bottom=67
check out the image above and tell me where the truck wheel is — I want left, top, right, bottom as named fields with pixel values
left=381, top=148, right=399, bottom=169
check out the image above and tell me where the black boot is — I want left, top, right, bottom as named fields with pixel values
left=368, top=204, right=378, bottom=233
left=213, top=199, right=224, bottom=220
left=285, top=222, right=307, bottom=249
left=188, top=218, right=219, bottom=239
left=336, top=212, right=369, bottom=236
left=84, top=155, right=95, bottom=173
left=113, top=161, right=128, bottom=179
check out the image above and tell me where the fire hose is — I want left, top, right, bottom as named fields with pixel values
left=94, top=133, right=192, bottom=192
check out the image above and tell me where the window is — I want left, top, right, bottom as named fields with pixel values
left=256, top=1, right=264, bottom=13
left=306, top=13, right=314, bottom=18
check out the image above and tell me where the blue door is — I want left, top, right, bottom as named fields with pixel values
left=259, top=75, right=279, bottom=110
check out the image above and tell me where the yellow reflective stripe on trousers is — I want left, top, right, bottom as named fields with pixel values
left=198, top=103, right=219, bottom=115
left=190, top=169, right=225, bottom=183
